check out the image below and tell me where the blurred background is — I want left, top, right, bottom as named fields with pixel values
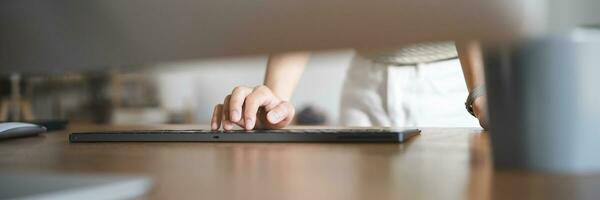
left=0, top=50, right=353, bottom=126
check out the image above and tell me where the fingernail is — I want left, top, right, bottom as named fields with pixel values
left=231, top=110, right=241, bottom=122
left=245, top=118, right=254, bottom=130
left=268, top=112, right=280, bottom=122
left=211, top=122, right=217, bottom=130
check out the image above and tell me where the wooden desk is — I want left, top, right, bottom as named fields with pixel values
left=1, top=125, right=599, bottom=200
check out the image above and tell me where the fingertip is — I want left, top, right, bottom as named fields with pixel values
left=231, top=109, right=241, bottom=122
left=223, top=120, right=233, bottom=130
left=244, top=118, right=254, bottom=130
left=267, top=111, right=282, bottom=124
left=211, top=104, right=224, bottom=130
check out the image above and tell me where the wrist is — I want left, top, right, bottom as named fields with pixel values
left=264, top=84, right=290, bottom=101
left=472, top=96, right=486, bottom=117
left=465, top=85, right=486, bottom=117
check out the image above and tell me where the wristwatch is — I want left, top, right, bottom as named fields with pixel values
left=465, top=86, right=486, bottom=117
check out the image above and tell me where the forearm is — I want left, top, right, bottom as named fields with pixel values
left=264, top=52, right=309, bottom=101
left=457, top=41, right=485, bottom=91
left=457, top=41, right=490, bottom=129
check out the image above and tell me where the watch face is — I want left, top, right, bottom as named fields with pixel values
left=465, top=102, right=476, bottom=117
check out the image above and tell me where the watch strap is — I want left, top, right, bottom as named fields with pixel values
left=465, top=86, right=486, bottom=117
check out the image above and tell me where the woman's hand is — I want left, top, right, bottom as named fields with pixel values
left=211, top=85, right=295, bottom=131
left=473, top=96, right=489, bottom=130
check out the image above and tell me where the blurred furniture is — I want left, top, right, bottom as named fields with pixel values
left=2, top=1, right=530, bottom=74
left=108, top=72, right=174, bottom=124
left=1, top=71, right=174, bottom=125
left=1, top=125, right=598, bottom=200
left=0, top=74, right=34, bottom=121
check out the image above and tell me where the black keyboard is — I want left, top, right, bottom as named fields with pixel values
left=69, top=128, right=420, bottom=143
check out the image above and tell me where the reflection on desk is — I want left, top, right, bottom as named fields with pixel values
left=0, top=125, right=599, bottom=200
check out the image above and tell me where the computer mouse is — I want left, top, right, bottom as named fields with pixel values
left=0, top=122, right=46, bottom=140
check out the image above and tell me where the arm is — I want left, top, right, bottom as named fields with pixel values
left=211, top=52, right=309, bottom=130
left=456, top=41, right=489, bottom=129
left=264, top=52, right=309, bottom=101
left=457, top=41, right=485, bottom=91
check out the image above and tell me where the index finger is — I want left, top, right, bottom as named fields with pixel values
left=229, top=86, right=252, bottom=123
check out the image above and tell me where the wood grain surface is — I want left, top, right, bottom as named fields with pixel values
left=1, top=124, right=599, bottom=200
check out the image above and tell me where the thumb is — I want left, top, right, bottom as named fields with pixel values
left=266, top=101, right=294, bottom=124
